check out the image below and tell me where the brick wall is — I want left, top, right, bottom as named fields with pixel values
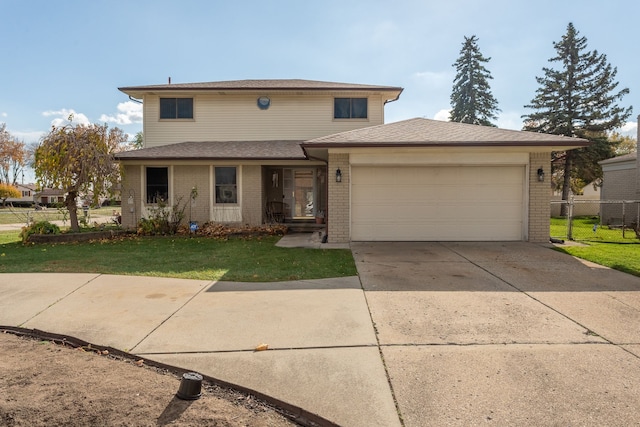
left=120, top=165, right=141, bottom=229
left=174, top=165, right=210, bottom=225
left=120, top=163, right=264, bottom=229
left=241, top=165, right=263, bottom=226
left=327, top=153, right=350, bottom=243
left=529, top=152, right=551, bottom=242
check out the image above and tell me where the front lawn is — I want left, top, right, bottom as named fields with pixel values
left=551, top=216, right=639, bottom=243
left=553, top=242, right=640, bottom=277
left=0, top=235, right=357, bottom=282
left=0, top=206, right=117, bottom=225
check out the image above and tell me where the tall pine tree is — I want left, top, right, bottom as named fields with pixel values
left=450, top=35, right=500, bottom=126
left=523, top=23, right=631, bottom=207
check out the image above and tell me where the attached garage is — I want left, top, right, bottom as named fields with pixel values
left=351, top=165, right=525, bottom=241
left=302, top=117, right=590, bottom=244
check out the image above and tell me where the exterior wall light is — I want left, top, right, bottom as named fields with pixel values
left=537, top=167, right=545, bottom=182
left=336, top=168, right=342, bottom=182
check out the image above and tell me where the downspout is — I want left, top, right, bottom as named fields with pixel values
left=382, top=88, right=404, bottom=122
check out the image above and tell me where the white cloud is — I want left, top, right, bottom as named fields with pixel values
left=496, top=111, right=524, bottom=130
left=620, top=121, right=637, bottom=138
left=99, top=101, right=143, bottom=125
left=1, top=112, right=7, bottom=118
left=432, top=110, right=524, bottom=129
left=412, top=71, right=451, bottom=88
left=11, top=130, right=46, bottom=144
left=433, top=109, right=450, bottom=121
left=42, top=109, right=91, bottom=127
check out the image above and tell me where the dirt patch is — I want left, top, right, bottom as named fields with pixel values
left=0, top=333, right=298, bottom=426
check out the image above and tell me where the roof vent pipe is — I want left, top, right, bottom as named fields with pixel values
left=168, top=77, right=171, bottom=84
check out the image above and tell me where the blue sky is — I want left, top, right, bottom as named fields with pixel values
left=2, top=0, right=638, bottom=169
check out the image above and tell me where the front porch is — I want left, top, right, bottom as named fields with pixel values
left=263, top=166, right=327, bottom=227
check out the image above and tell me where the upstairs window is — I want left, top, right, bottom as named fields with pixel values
left=146, top=167, right=168, bottom=203
left=334, top=98, right=368, bottom=119
left=215, top=167, right=237, bottom=204
left=160, top=98, right=193, bottom=119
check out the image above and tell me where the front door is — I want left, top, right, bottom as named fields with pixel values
left=283, top=168, right=316, bottom=219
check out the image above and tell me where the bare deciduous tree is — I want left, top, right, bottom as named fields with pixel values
left=35, top=118, right=127, bottom=231
left=0, top=123, right=27, bottom=185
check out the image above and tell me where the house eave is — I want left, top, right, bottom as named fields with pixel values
left=115, top=155, right=308, bottom=162
left=301, top=141, right=590, bottom=150
left=118, top=79, right=404, bottom=102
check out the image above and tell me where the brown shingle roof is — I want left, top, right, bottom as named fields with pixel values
left=115, top=140, right=307, bottom=161
left=36, top=188, right=65, bottom=196
left=302, top=118, right=590, bottom=148
left=120, top=79, right=403, bottom=94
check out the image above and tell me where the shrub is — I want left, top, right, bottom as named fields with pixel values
left=136, top=197, right=187, bottom=236
left=20, top=221, right=61, bottom=243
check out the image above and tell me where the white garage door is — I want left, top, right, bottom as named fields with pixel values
left=351, top=166, right=525, bottom=241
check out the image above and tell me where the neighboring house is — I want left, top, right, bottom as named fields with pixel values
left=599, top=150, right=639, bottom=225
left=599, top=119, right=640, bottom=226
left=34, top=188, right=66, bottom=206
left=5, top=183, right=36, bottom=206
left=550, top=183, right=600, bottom=217
left=115, top=79, right=588, bottom=243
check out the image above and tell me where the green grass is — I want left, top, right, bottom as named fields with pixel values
left=0, top=206, right=117, bottom=225
left=0, top=230, right=20, bottom=245
left=0, top=235, right=357, bottom=282
left=553, top=242, right=640, bottom=277
left=551, top=216, right=639, bottom=243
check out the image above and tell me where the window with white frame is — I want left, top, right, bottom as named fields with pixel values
left=215, top=167, right=237, bottom=204
left=146, top=167, right=168, bottom=203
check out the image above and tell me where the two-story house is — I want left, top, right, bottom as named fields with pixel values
left=115, top=79, right=588, bottom=243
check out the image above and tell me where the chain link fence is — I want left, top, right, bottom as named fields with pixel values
left=0, top=208, right=69, bottom=226
left=0, top=206, right=118, bottom=227
left=551, top=199, right=640, bottom=243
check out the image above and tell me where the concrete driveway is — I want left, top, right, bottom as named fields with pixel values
left=352, top=241, right=640, bottom=426
left=2, top=241, right=640, bottom=426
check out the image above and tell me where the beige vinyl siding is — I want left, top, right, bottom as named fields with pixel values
left=143, top=93, right=386, bottom=147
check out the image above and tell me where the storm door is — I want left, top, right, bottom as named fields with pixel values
left=283, top=168, right=317, bottom=219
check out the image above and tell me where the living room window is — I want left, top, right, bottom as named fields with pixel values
left=146, top=167, right=168, bottom=203
left=215, top=167, right=237, bottom=204
left=160, top=98, right=194, bottom=119
left=334, top=97, right=368, bottom=119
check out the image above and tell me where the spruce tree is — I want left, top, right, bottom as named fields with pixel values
left=523, top=23, right=631, bottom=207
left=449, top=35, right=500, bottom=126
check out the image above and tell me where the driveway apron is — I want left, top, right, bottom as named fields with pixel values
left=352, top=241, right=640, bottom=426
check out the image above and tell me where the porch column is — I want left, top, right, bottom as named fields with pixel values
left=328, top=152, right=350, bottom=243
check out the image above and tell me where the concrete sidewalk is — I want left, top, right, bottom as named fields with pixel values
left=2, top=239, right=640, bottom=426
left=0, top=272, right=398, bottom=427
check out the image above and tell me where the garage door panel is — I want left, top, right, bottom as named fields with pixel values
left=351, top=166, right=525, bottom=241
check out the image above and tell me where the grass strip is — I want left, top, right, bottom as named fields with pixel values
left=0, top=235, right=356, bottom=282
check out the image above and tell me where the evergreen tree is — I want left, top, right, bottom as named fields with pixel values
left=523, top=23, right=631, bottom=207
left=449, top=35, right=500, bottom=126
